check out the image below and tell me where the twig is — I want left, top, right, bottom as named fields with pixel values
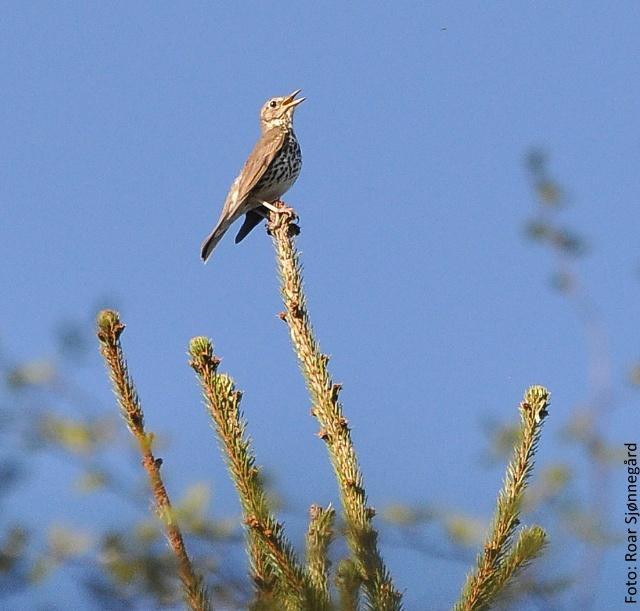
left=454, top=385, right=550, bottom=611
left=335, top=558, right=362, bottom=611
left=305, top=504, right=336, bottom=601
left=489, top=526, right=547, bottom=595
left=269, top=208, right=403, bottom=610
left=96, top=310, right=211, bottom=611
left=188, top=336, right=327, bottom=611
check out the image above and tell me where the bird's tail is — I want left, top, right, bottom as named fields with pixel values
left=200, top=219, right=230, bottom=262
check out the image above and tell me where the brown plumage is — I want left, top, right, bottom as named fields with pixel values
left=200, top=89, right=304, bottom=262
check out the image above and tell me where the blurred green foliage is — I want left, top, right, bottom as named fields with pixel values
left=0, top=151, right=627, bottom=609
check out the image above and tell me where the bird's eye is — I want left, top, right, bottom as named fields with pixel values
left=269, top=100, right=277, bottom=108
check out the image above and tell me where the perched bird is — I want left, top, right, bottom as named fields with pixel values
left=200, top=89, right=305, bottom=262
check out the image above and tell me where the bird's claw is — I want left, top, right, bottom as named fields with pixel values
left=272, top=200, right=297, bottom=217
left=266, top=200, right=300, bottom=236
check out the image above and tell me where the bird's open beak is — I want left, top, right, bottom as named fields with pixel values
left=283, top=88, right=305, bottom=108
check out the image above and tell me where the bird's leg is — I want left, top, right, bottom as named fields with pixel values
left=260, top=200, right=296, bottom=217
left=264, top=200, right=300, bottom=237
left=259, top=201, right=279, bottom=213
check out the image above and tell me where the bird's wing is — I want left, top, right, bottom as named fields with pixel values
left=201, top=129, right=286, bottom=262
left=234, top=208, right=267, bottom=244
left=219, top=128, right=285, bottom=220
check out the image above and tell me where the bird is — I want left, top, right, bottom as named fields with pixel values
left=200, top=89, right=305, bottom=262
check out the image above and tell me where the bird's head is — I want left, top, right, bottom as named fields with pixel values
left=259, top=89, right=305, bottom=131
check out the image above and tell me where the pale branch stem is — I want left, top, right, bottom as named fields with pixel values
left=305, top=504, right=336, bottom=600
left=269, top=208, right=403, bottom=610
left=188, top=337, right=328, bottom=611
left=454, top=385, right=550, bottom=611
left=96, top=310, right=211, bottom=611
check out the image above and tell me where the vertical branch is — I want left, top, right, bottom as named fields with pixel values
left=96, top=310, right=211, bottom=611
left=454, top=385, right=551, bottom=611
left=269, top=209, right=403, bottom=611
left=188, top=337, right=326, bottom=611
left=305, top=504, right=336, bottom=600
left=335, top=558, right=362, bottom=611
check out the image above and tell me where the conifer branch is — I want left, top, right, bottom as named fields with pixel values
left=335, top=558, right=362, bottom=611
left=269, top=208, right=403, bottom=611
left=188, top=337, right=326, bottom=611
left=96, top=310, right=211, bottom=611
left=454, top=385, right=551, bottom=611
left=491, top=526, right=547, bottom=597
left=305, top=504, right=336, bottom=601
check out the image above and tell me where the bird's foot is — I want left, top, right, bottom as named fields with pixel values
left=265, top=200, right=300, bottom=237
left=261, top=200, right=297, bottom=218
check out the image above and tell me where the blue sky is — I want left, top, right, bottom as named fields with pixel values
left=2, top=2, right=639, bottom=609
